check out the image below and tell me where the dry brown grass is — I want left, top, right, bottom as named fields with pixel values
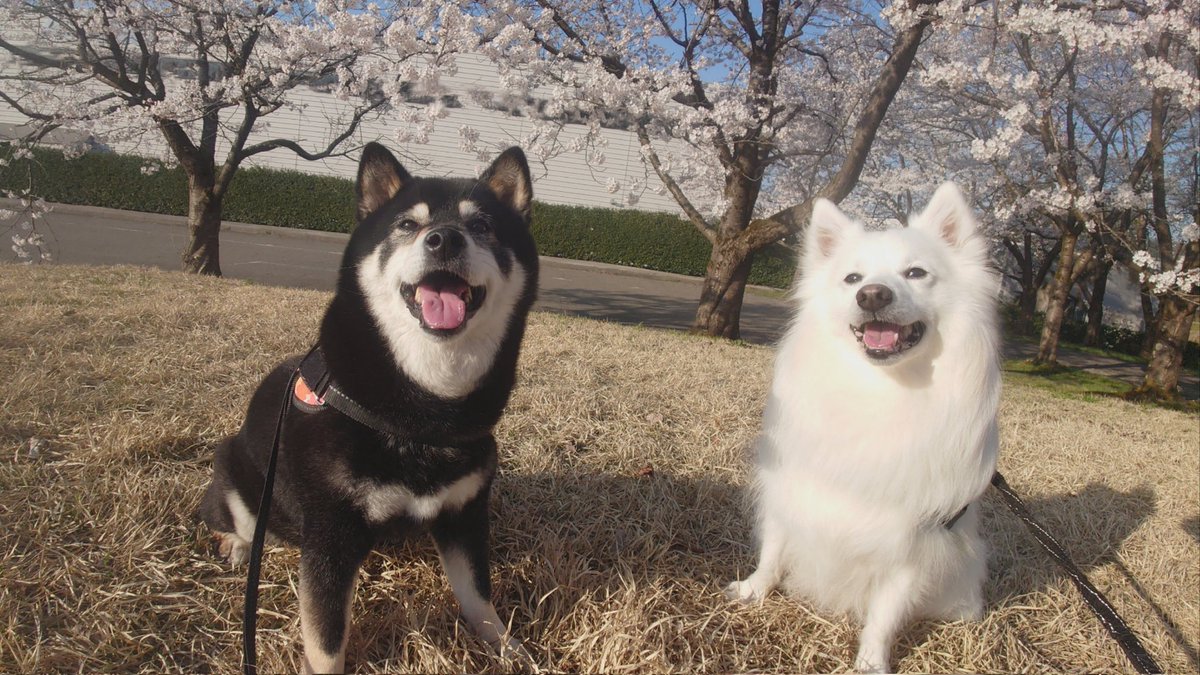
left=1, top=264, right=1197, bottom=673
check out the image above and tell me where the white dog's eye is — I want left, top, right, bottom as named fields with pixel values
left=905, top=267, right=928, bottom=279
left=843, top=273, right=862, bottom=284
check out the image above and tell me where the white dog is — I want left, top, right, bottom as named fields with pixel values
left=726, top=184, right=1001, bottom=673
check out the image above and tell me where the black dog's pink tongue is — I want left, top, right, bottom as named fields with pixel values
left=419, top=282, right=467, bottom=330
left=863, top=322, right=901, bottom=350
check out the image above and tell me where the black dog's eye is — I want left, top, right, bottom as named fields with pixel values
left=467, top=218, right=492, bottom=234
left=397, top=219, right=420, bottom=231
left=844, top=273, right=863, bottom=284
left=905, top=267, right=928, bottom=279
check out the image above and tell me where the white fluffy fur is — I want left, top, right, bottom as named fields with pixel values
left=357, top=201, right=528, bottom=400
left=726, top=183, right=1001, bottom=673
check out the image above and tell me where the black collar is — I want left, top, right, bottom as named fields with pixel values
left=942, top=503, right=969, bottom=530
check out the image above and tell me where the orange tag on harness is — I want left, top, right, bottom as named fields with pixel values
left=293, top=376, right=325, bottom=407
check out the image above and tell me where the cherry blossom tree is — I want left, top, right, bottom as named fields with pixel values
left=467, top=0, right=942, bottom=338
left=0, top=0, right=474, bottom=274
left=907, top=0, right=1197, bottom=396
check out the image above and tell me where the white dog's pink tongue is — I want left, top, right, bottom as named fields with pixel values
left=419, top=283, right=467, bottom=330
left=863, top=322, right=901, bottom=350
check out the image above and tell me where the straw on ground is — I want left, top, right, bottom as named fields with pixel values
left=1, top=265, right=1196, bottom=673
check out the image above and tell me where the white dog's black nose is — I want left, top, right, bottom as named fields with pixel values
left=424, top=228, right=466, bottom=260
left=856, top=284, right=893, bottom=311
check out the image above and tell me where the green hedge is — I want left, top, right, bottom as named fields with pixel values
left=531, top=202, right=795, bottom=287
left=0, top=144, right=796, bottom=287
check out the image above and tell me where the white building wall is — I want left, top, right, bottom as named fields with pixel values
left=0, top=48, right=680, bottom=213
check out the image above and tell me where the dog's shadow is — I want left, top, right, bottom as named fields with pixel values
left=979, top=482, right=1198, bottom=670
left=493, top=467, right=750, bottom=591
left=349, top=468, right=754, bottom=670
left=983, top=482, right=1155, bottom=596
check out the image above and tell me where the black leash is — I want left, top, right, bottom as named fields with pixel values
left=991, top=471, right=1161, bottom=674
left=241, top=345, right=400, bottom=675
left=242, top=366, right=299, bottom=675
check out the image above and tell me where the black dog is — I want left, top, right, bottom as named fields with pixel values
left=199, top=143, right=538, bottom=672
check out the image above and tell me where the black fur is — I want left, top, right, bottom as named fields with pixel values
left=199, top=143, right=538, bottom=669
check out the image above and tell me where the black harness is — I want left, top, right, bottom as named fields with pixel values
left=293, top=346, right=405, bottom=436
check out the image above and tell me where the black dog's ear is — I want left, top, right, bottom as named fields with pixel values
left=481, top=147, right=533, bottom=223
left=356, top=143, right=411, bottom=222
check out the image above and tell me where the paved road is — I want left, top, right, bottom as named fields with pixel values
left=9, top=201, right=1198, bottom=399
left=20, top=201, right=792, bottom=345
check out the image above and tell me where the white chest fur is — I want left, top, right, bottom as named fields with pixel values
left=353, top=469, right=488, bottom=523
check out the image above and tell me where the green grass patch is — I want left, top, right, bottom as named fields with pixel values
left=1002, top=359, right=1199, bottom=411
left=1003, top=359, right=1131, bottom=402
left=1001, top=304, right=1200, bottom=370
left=1004, top=333, right=1149, bottom=366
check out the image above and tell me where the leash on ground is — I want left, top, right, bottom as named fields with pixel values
left=242, top=365, right=299, bottom=675
left=991, top=471, right=1161, bottom=674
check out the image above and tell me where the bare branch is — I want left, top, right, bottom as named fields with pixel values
left=635, top=125, right=717, bottom=243
left=747, top=9, right=938, bottom=246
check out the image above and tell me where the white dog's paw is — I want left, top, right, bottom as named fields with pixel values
left=724, top=579, right=768, bottom=605
left=852, top=654, right=890, bottom=674
left=945, top=599, right=984, bottom=623
left=849, top=638, right=897, bottom=667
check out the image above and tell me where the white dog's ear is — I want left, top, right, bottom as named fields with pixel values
left=913, top=183, right=977, bottom=247
left=806, top=198, right=859, bottom=260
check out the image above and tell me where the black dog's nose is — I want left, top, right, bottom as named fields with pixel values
left=424, top=228, right=465, bottom=260
left=856, top=284, right=893, bottom=311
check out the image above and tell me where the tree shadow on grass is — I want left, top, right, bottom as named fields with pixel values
left=1183, top=515, right=1200, bottom=546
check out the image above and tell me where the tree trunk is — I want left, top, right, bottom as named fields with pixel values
left=1084, top=260, right=1111, bottom=347
left=1035, top=231, right=1077, bottom=364
left=1129, top=295, right=1196, bottom=401
left=1005, top=230, right=1061, bottom=337
left=691, top=238, right=753, bottom=339
left=1011, top=232, right=1038, bottom=336
left=1016, top=287, right=1039, bottom=336
left=1139, top=292, right=1159, bottom=359
left=182, top=177, right=223, bottom=275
